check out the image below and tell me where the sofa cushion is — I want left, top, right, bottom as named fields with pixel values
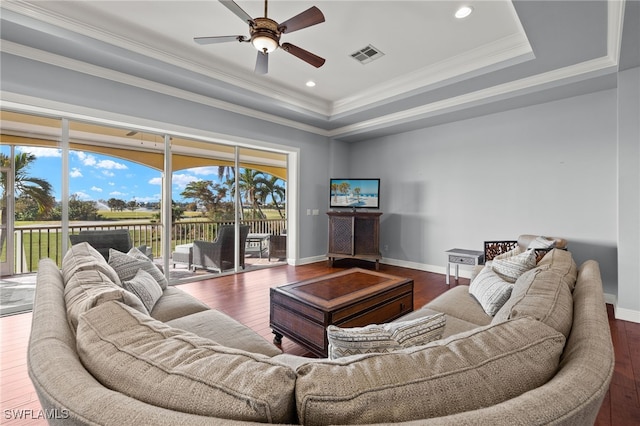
left=469, top=266, right=514, bottom=316
left=64, top=269, right=147, bottom=334
left=122, top=268, right=163, bottom=312
left=76, top=301, right=297, bottom=424
left=424, top=285, right=492, bottom=326
left=492, top=248, right=537, bottom=282
left=326, top=313, right=445, bottom=359
left=294, top=317, right=565, bottom=426
left=166, top=309, right=281, bottom=357
left=537, top=248, right=578, bottom=290
left=108, top=247, right=168, bottom=289
left=62, top=242, right=121, bottom=286
left=149, top=287, right=210, bottom=322
left=492, top=266, right=574, bottom=338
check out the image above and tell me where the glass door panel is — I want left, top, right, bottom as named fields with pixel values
left=170, top=137, right=239, bottom=280
left=238, top=147, right=287, bottom=267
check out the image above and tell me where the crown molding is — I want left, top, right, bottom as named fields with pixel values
left=327, top=54, right=619, bottom=139
left=1, top=0, right=332, bottom=117
left=331, top=31, right=534, bottom=117
left=1, top=0, right=626, bottom=141
left=1, top=40, right=330, bottom=137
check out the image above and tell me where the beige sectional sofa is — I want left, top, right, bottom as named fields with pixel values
left=28, top=242, right=614, bottom=425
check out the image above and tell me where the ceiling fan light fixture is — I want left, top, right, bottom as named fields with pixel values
left=252, top=34, right=279, bottom=53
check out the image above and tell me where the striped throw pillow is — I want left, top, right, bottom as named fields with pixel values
left=470, top=266, right=514, bottom=316
left=492, top=248, right=537, bottom=283
left=327, top=313, right=446, bottom=359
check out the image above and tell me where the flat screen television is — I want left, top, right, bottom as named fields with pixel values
left=330, top=178, right=380, bottom=209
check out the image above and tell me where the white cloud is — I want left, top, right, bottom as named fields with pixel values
left=109, top=191, right=126, bottom=197
left=96, top=159, right=127, bottom=170
left=69, top=168, right=83, bottom=178
left=149, top=177, right=162, bottom=186
left=91, top=186, right=103, bottom=192
left=73, top=191, right=91, bottom=200
left=73, top=151, right=96, bottom=166
left=188, top=166, right=219, bottom=176
left=172, top=173, right=201, bottom=189
left=102, top=170, right=115, bottom=177
left=17, top=146, right=61, bottom=157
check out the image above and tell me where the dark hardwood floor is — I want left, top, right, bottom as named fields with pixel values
left=1, top=259, right=639, bottom=425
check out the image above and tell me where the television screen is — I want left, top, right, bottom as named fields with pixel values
left=330, top=178, right=380, bottom=209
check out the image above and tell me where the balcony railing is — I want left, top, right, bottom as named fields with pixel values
left=11, top=219, right=286, bottom=274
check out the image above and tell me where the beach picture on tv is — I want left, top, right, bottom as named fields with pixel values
left=330, top=178, right=380, bottom=209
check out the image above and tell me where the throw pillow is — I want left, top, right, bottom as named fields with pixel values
left=469, top=266, right=514, bottom=316
left=64, top=269, right=148, bottom=333
left=491, top=248, right=537, bottom=283
left=493, top=245, right=524, bottom=260
left=327, top=313, right=446, bottom=360
left=109, top=247, right=168, bottom=289
left=62, top=241, right=121, bottom=286
left=527, top=236, right=557, bottom=250
left=122, top=269, right=163, bottom=312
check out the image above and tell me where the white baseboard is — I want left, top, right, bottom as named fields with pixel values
left=294, top=255, right=327, bottom=266
left=603, top=293, right=640, bottom=324
left=297, top=257, right=640, bottom=323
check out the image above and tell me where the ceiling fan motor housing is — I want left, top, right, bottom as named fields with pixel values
left=250, top=18, right=281, bottom=52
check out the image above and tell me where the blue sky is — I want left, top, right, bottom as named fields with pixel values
left=17, top=146, right=229, bottom=204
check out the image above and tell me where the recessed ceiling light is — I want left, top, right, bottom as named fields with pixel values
left=306, top=80, right=316, bottom=87
left=455, top=6, right=473, bottom=19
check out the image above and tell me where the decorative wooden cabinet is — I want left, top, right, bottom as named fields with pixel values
left=327, top=211, right=382, bottom=270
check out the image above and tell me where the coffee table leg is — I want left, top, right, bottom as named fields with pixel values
left=273, top=331, right=283, bottom=345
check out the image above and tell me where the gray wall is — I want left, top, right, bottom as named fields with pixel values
left=617, top=67, right=640, bottom=317
left=1, top=53, right=332, bottom=260
left=346, top=89, right=620, bottom=297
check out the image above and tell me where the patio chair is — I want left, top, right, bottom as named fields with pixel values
left=69, top=229, right=152, bottom=261
left=268, top=234, right=287, bottom=261
left=192, top=225, right=249, bottom=272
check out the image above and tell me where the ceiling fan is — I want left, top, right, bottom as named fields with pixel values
left=194, top=0, right=326, bottom=74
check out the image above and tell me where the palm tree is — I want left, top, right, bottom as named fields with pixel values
left=230, top=169, right=266, bottom=219
left=0, top=152, right=55, bottom=257
left=255, top=175, right=286, bottom=218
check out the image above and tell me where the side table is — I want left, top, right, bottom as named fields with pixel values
left=445, top=248, right=485, bottom=285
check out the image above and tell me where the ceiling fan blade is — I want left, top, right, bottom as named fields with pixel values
left=255, top=51, right=268, bottom=75
left=194, top=35, right=245, bottom=45
left=279, top=6, right=325, bottom=34
left=281, top=42, right=325, bottom=68
left=219, top=0, right=254, bottom=24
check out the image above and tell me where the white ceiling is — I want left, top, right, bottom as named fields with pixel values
left=0, top=0, right=634, bottom=141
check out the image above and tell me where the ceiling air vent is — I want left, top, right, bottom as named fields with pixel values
left=350, top=45, right=384, bottom=64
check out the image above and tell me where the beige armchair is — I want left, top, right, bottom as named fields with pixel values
left=192, top=225, right=249, bottom=272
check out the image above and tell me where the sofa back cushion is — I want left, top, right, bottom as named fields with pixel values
left=76, top=301, right=297, bottom=424
left=537, top=248, right=578, bottom=290
left=294, top=317, right=565, bottom=426
left=62, top=242, right=121, bottom=286
left=64, top=269, right=148, bottom=334
left=493, top=264, right=574, bottom=338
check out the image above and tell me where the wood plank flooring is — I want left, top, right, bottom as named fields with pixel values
left=1, top=259, right=639, bottom=425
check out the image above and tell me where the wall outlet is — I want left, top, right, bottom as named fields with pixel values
left=312, top=209, right=319, bottom=215
left=306, top=209, right=311, bottom=215
left=384, top=244, right=389, bottom=251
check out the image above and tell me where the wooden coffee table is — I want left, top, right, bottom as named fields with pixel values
left=270, top=268, right=414, bottom=357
